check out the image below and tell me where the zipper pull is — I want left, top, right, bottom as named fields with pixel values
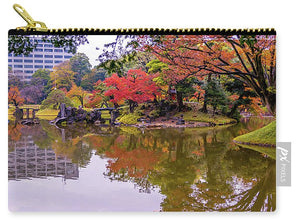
left=13, top=4, right=48, bottom=32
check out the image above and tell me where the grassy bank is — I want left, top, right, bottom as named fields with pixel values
left=234, top=121, right=276, bottom=147
left=235, top=143, right=276, bottom=160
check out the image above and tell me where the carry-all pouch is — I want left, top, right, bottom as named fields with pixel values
left=8, top=4, right=276, bottom=212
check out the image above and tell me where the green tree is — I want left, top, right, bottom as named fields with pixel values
left=80, top=67, right=107, bottom=91
left=175, top=77, right=200, bottom=110
left=69, top=53, right=92, bottom=86
left=41, top=89, right=73, bottom=110
left=224, top=78, right=257, bottom=119
left=203, top=78, right=228, bottom=116
left=31, top=69, right=52, bottom=97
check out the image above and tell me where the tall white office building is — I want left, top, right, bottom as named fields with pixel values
left=8, top=38, right=74, bottom=82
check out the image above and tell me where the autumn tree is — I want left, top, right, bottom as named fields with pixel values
left=141, top=39, right=206, bottom=110
left=66, top=83, right=88, bottom=108
left=50, top=61, right=75, bottom=91
left=86, top=80, right=111, bottom=108
left=8, top=86, right=24, bottom=107
left=140, top=35, right=276, bottom=115
left=104, top=69, right=160, bottom=112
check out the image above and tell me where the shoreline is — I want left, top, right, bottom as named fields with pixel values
left=233, top=140, right=275, bottom=148
left=126, top=120, right=237, bottom=129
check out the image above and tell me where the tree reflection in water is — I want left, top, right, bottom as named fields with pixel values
left=8, top=117, right=275, bottom=211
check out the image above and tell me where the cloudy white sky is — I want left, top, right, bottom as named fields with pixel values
left=77, top=35, right=117, bottom=67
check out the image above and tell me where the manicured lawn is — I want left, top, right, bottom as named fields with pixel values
left=234, top=121, right=276, bottom=146
left=175, top=111, right=236, bottom=125
left=36, top=108, right=59, bottom=116
left=35, top=108, right=59, bottom=120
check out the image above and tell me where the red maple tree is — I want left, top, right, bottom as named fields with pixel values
left=104, top=69, right=160, bottom=112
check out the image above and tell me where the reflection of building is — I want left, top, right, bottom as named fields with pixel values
left=8, top=37, right=73, bottom=82
left=8, top=136, right=79, bottom=180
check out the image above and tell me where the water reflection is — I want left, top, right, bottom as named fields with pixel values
left=8, top=117, right=275, bottom=212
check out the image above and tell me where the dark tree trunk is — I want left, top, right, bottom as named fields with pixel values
left=201, top=74, right=211, bottom=113
left=201, top=96, right=208, bottom=113
left=176, top=91, right=184, bottom=111
left=128, top=100, right=136, bottom=113
left=228, top=101, right=239, bottom=118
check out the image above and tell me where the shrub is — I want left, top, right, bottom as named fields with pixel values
left=40, top=89, right=73, bottom=110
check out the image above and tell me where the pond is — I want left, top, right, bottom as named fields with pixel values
left=8, top=117, right=275, bottom=212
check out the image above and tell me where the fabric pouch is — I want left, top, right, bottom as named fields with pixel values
left=8, top=4, right=276, bottom=212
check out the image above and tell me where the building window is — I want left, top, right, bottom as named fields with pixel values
left=8, top=64, right=12, bottom=68
left=14, top=59, right=23, bottom=62
left=8, top=59, right=12, bottom=62
left=37, top=44, right=43, bottom=47
left=54, top=49, right=63, bottom=52
left=37, top=40, right=43, bottom=43
left=24, top=59, right=33, bottom=63
left=8, top=54, right=12, bottom=57
left=34, top=60, right=43, bottom=63
left=14, top=65, right=23, bottom=68
left=34, top=54, right=43, bottom=58
left=54, top=55, right=63, bottom=58
left=25, top=70, right=34, bottom=73
left=54, top=60, right=63, bottom=64
left=15, top=54, right=23, bottom=57
left=45, top=60, right=53, bottom=63
left=34, top=48, right=43, bottom=52
left=34, top=65, right=43, bottom=68
left=24, top=65, right=33, bottom=68
left=45, top=65, right=53, bottom=69
left=44, top=55, right=53, bottom=58
left=44, top=44, right=53, bottom=47
left=44, top=49, right=53, bottom=52
left=25, top=54, right=33, bottom=58
left=64, top=55, right=72, bottom=59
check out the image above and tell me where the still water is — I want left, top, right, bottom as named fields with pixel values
left=8, top=117, right=275, bottom=212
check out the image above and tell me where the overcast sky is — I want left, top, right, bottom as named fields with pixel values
left=77, top=35, right=117, bottom=68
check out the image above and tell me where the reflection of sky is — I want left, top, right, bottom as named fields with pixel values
left=8, top=152, right=164, bottom=212
left=77, top=35, right=117, bottom=68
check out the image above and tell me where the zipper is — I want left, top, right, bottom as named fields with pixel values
left=11, top=4, right=276, bottom=35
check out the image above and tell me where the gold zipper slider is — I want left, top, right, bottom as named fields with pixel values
left=13, top=4, right=48, bottom=32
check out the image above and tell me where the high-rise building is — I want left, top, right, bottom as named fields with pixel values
left=8, top=38, right=74, bottom=82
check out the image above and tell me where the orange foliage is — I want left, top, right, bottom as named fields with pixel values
left=8, top=86, right=24, bottom=107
